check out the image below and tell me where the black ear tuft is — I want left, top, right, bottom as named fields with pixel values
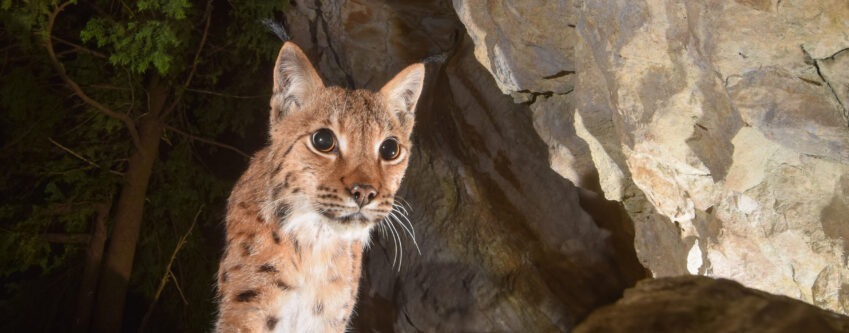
left=261, top=19, right=290, bottom=41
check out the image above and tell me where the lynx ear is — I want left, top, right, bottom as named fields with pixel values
left=270, top=42, right=325, bottom=122
left=380, top=63, right=425, bottom=117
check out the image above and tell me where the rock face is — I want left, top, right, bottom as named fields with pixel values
left=453, top=0, right=577, bottom=103
left=282, top=0, right=645, bottom=331
left=456, top=0, right=849, bottom=315
left=280, top=0, right=849, bottom=330
left=574, top=275, right=849, bottom=333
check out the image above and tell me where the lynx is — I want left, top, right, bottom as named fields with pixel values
left=214, top=42, right=424, bottom=332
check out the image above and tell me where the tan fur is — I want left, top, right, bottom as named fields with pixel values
left=214, top=42, right=424, bottom=332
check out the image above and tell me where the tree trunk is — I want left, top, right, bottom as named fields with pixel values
left=72, top=201, right=110, bottom=333
left=92, top=80, right=166, bottom=333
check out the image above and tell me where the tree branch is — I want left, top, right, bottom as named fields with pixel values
left=169, top=269, right=189, bottom=305
left=44, top=1, right=142, bottom=151
left=185, top=87, right=268, bottom=100
left=51, top=35, right=107, bottom=59
left=49, top=137, right=124, bottom=176
left=164, top=124, right=250, bottom=159
left=162, top=0, right=213, bottom=117
left=138, top=206, right=201, bottom=333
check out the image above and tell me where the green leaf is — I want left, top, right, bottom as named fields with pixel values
left=43, top=182, right=64, bottom=201
left=137, top=0, right=192, bottom=19
left=80, top=16, right=181, bottom=75
left=1, top=0, right=289, bottom=329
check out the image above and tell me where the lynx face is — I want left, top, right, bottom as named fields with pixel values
left=261, top=42, right=424, bottom=242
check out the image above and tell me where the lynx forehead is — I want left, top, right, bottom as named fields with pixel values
left=215, top=41, right=424, bottom=333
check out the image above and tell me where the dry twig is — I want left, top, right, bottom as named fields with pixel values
left=164, top=125, right=250, bottom=159
left=51, top=35, right=107, bottom=58
left=48, top=137, right=124, bottom=176
left=185, top=87, right=268, bottom=99
left=163, top=0, right=214, bottom=117
left=138, top=206, right=202, bottom=333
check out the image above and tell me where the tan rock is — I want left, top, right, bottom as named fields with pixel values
left=571, top=0, right=849, bottom=315
left=574, top=276, right=849, bottom=333
left=455, top=0, right=849, bottom=316
left=453, top=0, right=577, bottom=101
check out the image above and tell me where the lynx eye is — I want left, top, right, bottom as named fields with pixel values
left=379, top=138, right=400, bottom=161
left=311, top=128, right=336, bottom=153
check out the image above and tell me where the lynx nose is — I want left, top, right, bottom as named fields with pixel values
left=350, top=184, right=377, bottom=208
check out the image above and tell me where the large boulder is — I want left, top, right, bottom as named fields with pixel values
left=574, top=275, right=849, bottom=333
left=456, top=0, right=849, bottom=315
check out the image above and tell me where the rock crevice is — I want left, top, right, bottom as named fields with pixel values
left=282, top=0, right=849, bottom=330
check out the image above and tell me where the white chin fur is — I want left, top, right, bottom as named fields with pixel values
left=282, top=211, right=374, bottom=246
left=261, top=198, right=375, bottom=246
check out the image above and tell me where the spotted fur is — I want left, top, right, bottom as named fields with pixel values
left=214, top=42, right=424, bottom=332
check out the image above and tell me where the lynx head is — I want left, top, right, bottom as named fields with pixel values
left=262, top=42, right=424, bottom=242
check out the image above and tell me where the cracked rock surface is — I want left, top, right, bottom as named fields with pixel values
left=458, top=0, right=849, bottom=315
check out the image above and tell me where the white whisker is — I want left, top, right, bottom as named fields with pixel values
left=390, top=211, right=421, bottom=255
left=378, top=222, right=387, bottom=239
left=381, top=216, right=399, bottom=268
left=392, top=202, right=409, bottom=216
left=392, top=205, right=416, bottom=239
left=374, top=197, right=421, bottom=271
left=394, top=196, right=413, bottom=212
left=384, top=217, right=403, bottom=270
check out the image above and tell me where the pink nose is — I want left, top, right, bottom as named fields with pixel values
left=350, top=184, right=377, bottom=207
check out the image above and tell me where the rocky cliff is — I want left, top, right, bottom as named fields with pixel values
left=282, top=0, right=849, bottom=330
left=456, top=0, right=849, bottom=315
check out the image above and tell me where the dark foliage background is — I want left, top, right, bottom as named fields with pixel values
left=0, top=0, right=287, bottom=331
